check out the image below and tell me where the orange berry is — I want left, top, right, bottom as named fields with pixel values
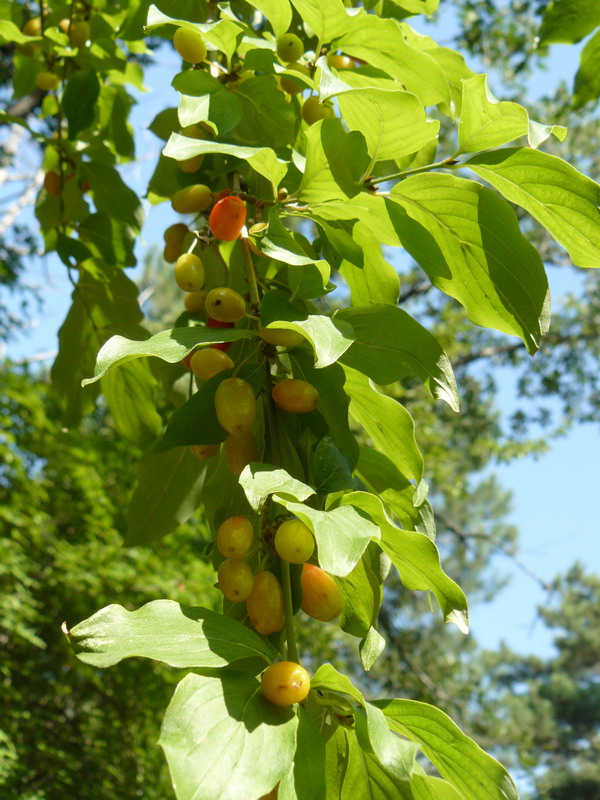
left=247, top=571, right=285, bottom=635
left=272, top=379, right=318, bottom=413
left=209, top=196, right=247, bottom=241
left=261, top=662, right=311, bottom=706
left=301, top=563, right=344, bottom=622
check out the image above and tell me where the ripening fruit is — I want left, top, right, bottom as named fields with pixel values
left=301, top=563, right=344, bottom=622
left=209, top=196, right=247, bottom=241
left=276, top=33, right=304, bottom=63
left=327, top=54, right=355, bottom=70
left=173, top=26, right=207, bottom=64
left=225, top=431, right=259, bottom=477
left=258, top=323, right=304, bottom=348
left=163, top=223, right=188, bottom=263
left=280, top=62, right=310, bottom=94
left=189, top=347, right=233, bottom=380
left=205, top=287, right=246, bottom=322
left=184, top=291, right=206, bottom=315
left=22, top=17, right=42, bottom=36
left=218, top=559, right=254, bottom=602
left=272, top=379, right=318, bottom=413
left=217, top=516, right=254, bottom=559
left=190, top=443, right=220, bottom=460
left=171, top=184, right=212, bottom=214
left=207, top=316, right=233, bottom=352
left=261, top=662, right=311, bottom=706
left=215, top=378, right=256, bottom=434
left=36, top=71, right=60, bottom=92
left=69, top=20, right=90, bottom=48
left=174, top=253, right=205, bottom=292
left=259, top=788, right=279, bottom=800
left=275, top=519, right=315, bottom=564
left=247, top=222, right=268, bottom=257
left=247, top=571, right=285, bottom=635
left=44, top=171, right=61, bottom=197
left=302, top=96, right=335, bottom=125
left=178, top=124, right=206, bottom=173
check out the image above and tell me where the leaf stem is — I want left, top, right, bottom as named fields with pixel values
left=240, top=233, right=261, bottom=310
left=366, top=156, right=461, bottom=186
left=281, top=561, right=299, bottom=663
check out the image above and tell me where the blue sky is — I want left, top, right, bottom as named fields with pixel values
left=2, top=7, right=599, bottom=661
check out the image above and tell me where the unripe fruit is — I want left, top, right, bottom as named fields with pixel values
left=205, top=287, right=246, bottom=322
left=280, top=62, right=310, bottom=94
left=272, top=379, right=318, bottom=413
left=207, top=317, right=233, bottom=352
left=218, top=559, right=254, bottom=602
left=22, top=17, right=42, bottom=37
left=171, top=184, right=212, bottom=214
left=44, top=171, right=61, bottom=197
left=215, top=378, right=256, bottom=434
left=173, top=26, right=207, bottom=64
left=209, top=196, right=246, bottom=241
left=276, top=33, right=304, bottom=63
left=184, top=291, right=207, bottom=315
left=302, top=96, right=335, bottom=125
left=248, top=222, right=268, bottom=257
left=189, top=348, right=233, bottom=380
left=274, top=519, right=315, bottom=564
left=258, top=323, right=304, bottom=348
left=163, top=223, right=188, bottom=263
left=217, top=516, right=254, bottom=559
left=261, top=662, right=311, bottom=706
left=327, top=54, right=355, bottom=70
left=174, top=253, right=205, bottom=292
left=301, top=563, right=344, bottom=622
left=225, top=431, right=259, bottom=477
left=36, top=71, right=60, bottom=92
left=69, top=20, right=90, bottom=48
left=247, top=571, right=285, bottom=635
left=190, top=443, right=220, bottom=460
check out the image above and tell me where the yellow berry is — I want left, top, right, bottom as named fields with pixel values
left=173, top=26, right=207, bottom=64
left=174, top=253, right=205, bottom=292
left=189, top=348, right=233, bottom=381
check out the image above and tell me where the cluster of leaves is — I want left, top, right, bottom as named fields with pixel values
left=2, top=0, right=600, bottom=798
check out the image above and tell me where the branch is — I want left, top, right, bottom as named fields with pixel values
left=5, top=89, right=45, bottom=120
left=453, top=341, right=524, bottom=368
left=399, top=280, right=433, bottom=303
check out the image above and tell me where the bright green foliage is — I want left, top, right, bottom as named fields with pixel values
left=3, top=0, right=600, bottom=797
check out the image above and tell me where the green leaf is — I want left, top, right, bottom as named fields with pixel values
left=164, top=133, right=285, bottom=195
left=360, top=626, right=386, bottom=672
left=291, top=354, right=359, bottom=465
left=337, top=547, right=383, bottom=638
left=0, top=19, right=41, bottom=44
left=318, top=59, right=439, bottom=162
left=465, top=147, right=600, bottom=268
left=340, top=222, right=400, bottom=306
left=376, top=700, right=519, bottom=800
left=390, top=173, right=550, bottom=353
left=82, top=161, right=143, bottom=233
left=573, top=29, right=600, bottom=108
left=290, top=0, right=350, bottom=43
left=172, top=70, right=242, bottom=135
left=234, top=75, right=297, bottom=148
left=313, top=435, right=355, bottom=493
left=79, top=212, right=136, bottom=267
left=62, top=70, right=100, bottom=139
left=297, top=118, right=369, bottom=203
left=67, top=599, right=275, bottom=668
left=279, top=706, right=326, bottom=800
left=157, top=364, right=265, bottom=452
left=268, top=315, right=354, bottom=368
left=101, top=359, right=162, bottom=448
left=342, top=367, right=424, bottom=482
left=247, top=0, right=292, bottom=39
left=538, top=0, right=600, bottom=44
left=159, top=672, right=297, bottom=800
left=334, top=12, right=450, bottom=107
left=126, top=447, right=207, bottom=545
left=387, top=0, right=439, bottom=14
left=145, top=5, right=243, bottom=61
left=239, top=463, right=314, bottom=513
left=82, top=327, right=255, bottom=386
left=257, top=209, right=327, bottom=266
left=336, top=306, right=459, bottom=409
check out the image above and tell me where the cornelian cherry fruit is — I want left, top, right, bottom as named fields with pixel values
left=301, top=563, right=344, bottom=622
left=276, top=33, right=304, bottom=63
left=209, top=196, right=247, bottom=241
left=217, top=516, right=254, bottom=559
left=171, top=184, right=212, bottom=214
left=261, top=662, right=311, bottom=706
left=225, top=431, right=259, bottom=477
left=280, top=62, right=310, bottom=94
left=218, top=559, right=254, bottom=602
left=327, top=54, right=355, bottom=70
left=44, top=171, right=61, bottom=197
left=189, top=443, right=220, bottom=460
left=302, top=96, right=335, bottom=125
left=173, top=26, right=207, bottom=64
left=215, top=377, right=256, bottom=434
left=272, top=379, right=318, bottom=413
left=258, top=323, right=304, bottom=348
left=190, top=348, right=233, bottom=380
left=205, top=287, right=246, bottom=322
left=274, top=519, right=315, bottom=564
left=163, top=223, right=188, bottom=263
left=247, top=571, right=285, bottom=635
left=183, top=290, right=206, bottom=315
left=174, top=253, right=205, bottom=292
